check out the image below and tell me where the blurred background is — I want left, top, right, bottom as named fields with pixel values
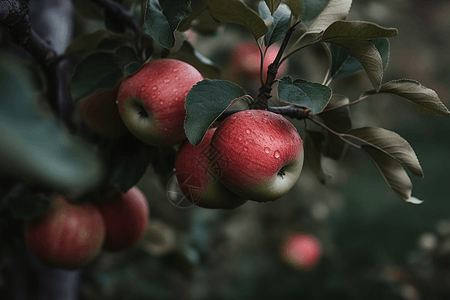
left=2, top=0, right=450, bottom=299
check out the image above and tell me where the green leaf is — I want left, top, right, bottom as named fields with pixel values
left=362, top=79, right=450, bottom=118
left=264, top=0, right=283, bottom=15
left=185, top=79, right=246, bottom=146
left=301, top=0, right=328, bottom=24
left=179, top=0, right=208, bottom=31
left=327, top=38, right=390, bottom=80
left=318, top=20, right=398, bottom=41
left=346, top=126, right=423, bottom=178
left=70, top=52, right=124, bottom=103
left=304, top=130, right=328, bottom=183
left=277, top=76, right=332, bottom=114
left=145, top=0, right=192, bottom=48
left=206, top=0, right=268, bottom=39
left=113, top=46, right=142, bottom=75
left=0, top=52, right=106, bottom=197
left=71, top=0, right=104, bottom=20
left=106, top=135, right=154, bottom=192
left=327, top=39, right=383, bottom=91
left=319, top=94, right=351, bottom=159
left=284, top=0, right=302, bottom=19
left=169, top=41, right=221, bottom=79
left=9, top=193, right=51, bottom=220
left=263, top=3, right=291, bottom=47
left=306, top=0, right=352, bottom=34
left=361, top=145, right=412, bottom=201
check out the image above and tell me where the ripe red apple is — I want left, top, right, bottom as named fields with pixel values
left=210, top=110, right=304, bottom=202
left=24, top=195, right=106, bottom=269
left=78, top=76, right=128, bottom=139
left=117, top=59, right=204, bottom=146
left=231, top=42, right=287, bottom=82
left=175, top=128, right=247, bottom=209
left=280, top=233, right=322, bottom=270
left=96, top=187, right=149, bottom=252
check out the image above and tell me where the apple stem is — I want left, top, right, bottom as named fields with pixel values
left=249, top=22, right=301, bottom=110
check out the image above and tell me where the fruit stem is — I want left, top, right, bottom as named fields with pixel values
left=249, top=21, right=301, bottom=110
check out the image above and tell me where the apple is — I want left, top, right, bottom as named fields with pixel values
left=280, top=233, right=322, bottom=270
left=231, top=42, right=287, bottom=82
left=96, top=187, right=149, bottom=252
left=175, top=128, right=247, bottom=209
left=117, top=59, right=204, bottom=146
left=78, top=76, right=128, bottom=139
left=210, top=110, right=304, bottom=202
left=24, top=195, right=106, bottom=269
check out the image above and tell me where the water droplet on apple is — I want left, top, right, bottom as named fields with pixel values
left=244, top=111, right=253, bottom=117
left=152, top=86, right=158, bottom=91
left=175, top=76, right=179, bottom=80
left=264, top=147, right=270, bottom=154
left=238, top=136, right=243, bottom=140
left=263, top=112, right=269, bottom=116
left=262, top=117, right=268, bottom=124
left=270, top=136, right=275, bottom=141
left=231, top=116, right=237, bottom=120
left=245, top=129, right=251, bottom=134
left=160, top=101, right=164, bottom=105
left=274, top=151, right=281, bottom=159
left=244, top=147, right=248, bottom=151
left=173, top=88, right=177, bottom=93
left=175, top=97, right=179, bottom=101
left=164, top=78, right=170, bottom=83
left=173, top=68, right=179, bottom=72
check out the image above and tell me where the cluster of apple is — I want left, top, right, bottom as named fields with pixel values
left=78, top=50, right=303, bottom=208
left=24, top=187, right=148, bottom=269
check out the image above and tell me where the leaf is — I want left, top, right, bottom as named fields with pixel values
left=277, top=76, right=332, bottom=114
left=306, top=0, right=352, bottom=34
left=327, top=39, right=383, bottom=91
left=264, top=0, right=283, bottom=15
left=71, top=0, right=104, bottom=20
left=346, top=126, right=423, bottom=178
left=105, top=135, right=154, bottom=192
left=362, top=79, right=450, bottom=118
left=206, top=0, right=268, bottom=39
left=304, top=130, right=328, bottom=183
left=0, top=52, right=106, bottom=197
left=284, top=0, right=302, bottom=19
left=264, top=3, right=291, bottom=47
left=319, top=94, right=351, bottom=159
left=113, top=46, right=142, bottom=75
left=169, top=41, right=221, bottom=79
left=361, top=145, right=412, bottom=201
left=70, top=52, right=124, bottom=103
left=179, top=0, right=208, bottom=31
left=185, top=79, right=246, bottom=146
left=318, top=20, right=398, bottom=42
left=327, top=38, right=390, bottom=80
left=145, top=0, right=192, bottom=49
left=406, top=197, right=424, bottom=205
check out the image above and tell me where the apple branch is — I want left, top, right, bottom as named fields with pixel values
left=249, top=21, right=301, bottom=110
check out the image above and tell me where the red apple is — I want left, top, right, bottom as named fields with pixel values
left=175, top=128, right=247, bottom=209
left=280, top=233, right=322, bottom=270
left=117, top=59, right=204, bottom=146
left=78, top=76, right=128, bottom=139
left=24, top=195, right=106, bottom=269
left=231, top=42, right=287, bottom=82
left=210, top=110, right=304, bottom=202
left=96, top=187, right=149, bottom=252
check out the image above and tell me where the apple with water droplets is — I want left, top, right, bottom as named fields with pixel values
left=210, top=110, right=304, bottom=202
left=280, top=233, right=322, bottom=271
left=117, top=59, right=204, bottom=146
left=175, top=128, right=247, bottom=209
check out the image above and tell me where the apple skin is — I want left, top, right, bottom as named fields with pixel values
left=24, top=195, right=106, bottom=269
left=231, top=42, right=287, bottom=82
left=175, top=128, right=247, bottom=209
left=117, top=59, right=204, bottom=146
left=210, top=110, right=304, bottom=202
left=280, top=233, right=322, bottom=270
left=78, top=76, right=128, bottom=139
left=96, top=187, right=149, bottom=252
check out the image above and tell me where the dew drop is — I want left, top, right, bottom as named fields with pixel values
left=264, top=147, right=270, bottom=154
left=262, top=117, right=268, bottom=124
left=244, top=147, right=248, bottom=151
left=173, top=68, right=179, bottom=72
left=245, top=129, right=251, bottom=134
left=238, top=135, right=243, bottom=140
left=231, top=115, right=237, bottom=120
left=274, top=151, right=281, bottom=159
left=160, top=101, right=164, bottom=105
left=164, top=78, right=170, bottom=83
left=244, top=111, right=253, bottom=117
left=175, top=76, right=179, bottom=80
left=152, top=86, right=158, bottom=91
left=175, top=97, right=179, bottom=101
left=263, top=112, right=269, bottom=116
left=270, top=135, right=275, bottom=141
